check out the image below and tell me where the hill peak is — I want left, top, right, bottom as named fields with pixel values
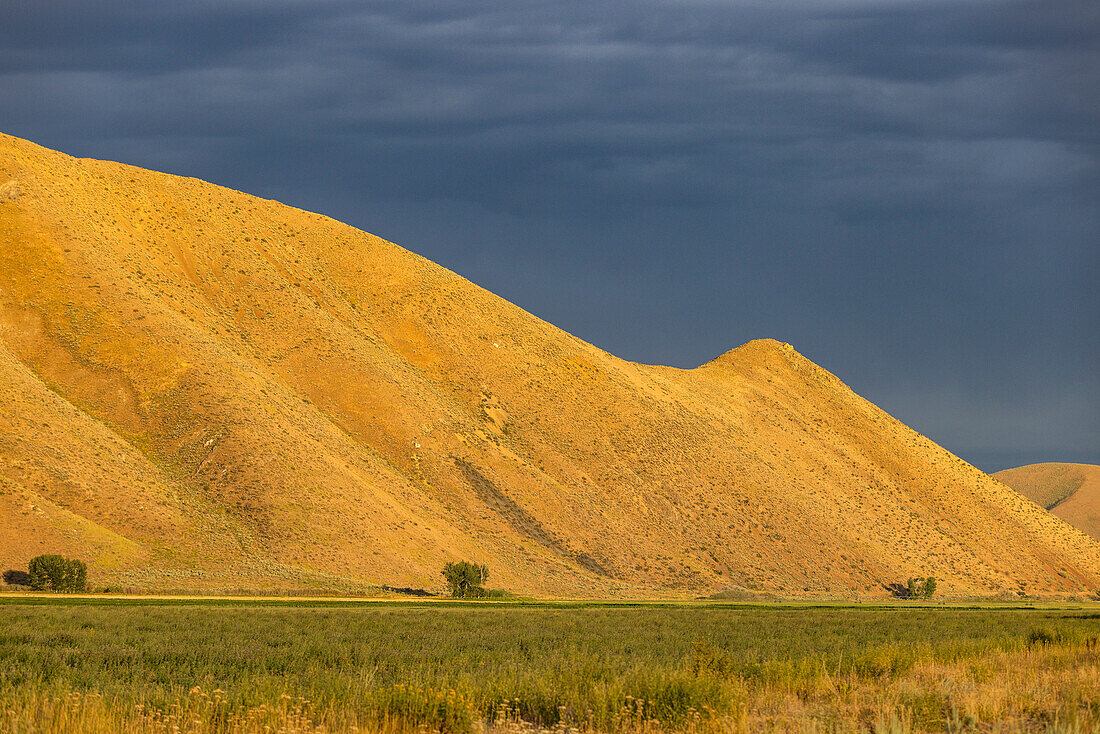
left=700, top=338, right=800, bottom=368
left=696, top=339, right=845, bottom=389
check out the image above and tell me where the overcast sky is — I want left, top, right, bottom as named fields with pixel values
left=2, top=0, right=1096, bottom=471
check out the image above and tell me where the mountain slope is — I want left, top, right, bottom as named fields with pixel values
left=995, top=464, right=1100, bottom=542
left=2, top=133, right=1098, bottom=597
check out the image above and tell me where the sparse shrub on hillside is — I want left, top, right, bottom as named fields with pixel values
left=442, top=561, right=489, bottom=598
left=27, top=555, right=87, bottom=592
left=2, top=569, right=31, bottom=586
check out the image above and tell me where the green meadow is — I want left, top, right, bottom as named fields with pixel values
left=1, top=597, right=1098, bottom=733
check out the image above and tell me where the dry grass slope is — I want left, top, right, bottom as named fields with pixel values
left=995, top=463, right=1100, bottom=542
left=2, top=132, right=1099, bottom=596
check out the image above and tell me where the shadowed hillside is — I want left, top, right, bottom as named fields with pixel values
left=2, top=133, right=1098, bottom=597
left=995, top=464, right=1100, bottom=542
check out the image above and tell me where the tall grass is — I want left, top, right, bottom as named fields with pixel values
left=0, top=600, right=1097, bottom=732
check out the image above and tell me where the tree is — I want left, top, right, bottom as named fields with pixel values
left=906, top=576, right=936, bottom=599
left=28, top=555, right=87, bottom=592
left=442, top=561, right=489, bottom=598
left=64, top=558, right=87, bottom=592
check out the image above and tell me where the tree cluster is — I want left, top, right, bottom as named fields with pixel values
left=907, top=576, right=936, bottom=599
left=27, top=555, right=87, bottom=592
left=442, top=561, right=489, bottom=598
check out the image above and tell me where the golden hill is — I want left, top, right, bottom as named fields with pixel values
left=995, top=464, right=1100, bottom=542
left=2, top=133, right=1098, bottom=597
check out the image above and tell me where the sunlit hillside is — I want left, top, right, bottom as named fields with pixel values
left=996, top=463, right=1100, bottom=542
left=2, top=133, right=1098, bottom=597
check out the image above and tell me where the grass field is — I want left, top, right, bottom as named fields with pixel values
left=1, top=598, right=1098, bottom=733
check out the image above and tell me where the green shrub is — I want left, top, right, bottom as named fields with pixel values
left=27, top=555, right=87, bottom=592
left=442, top=561, right=489, bottom=598
left=1027, top=627, right=1063, bottom=647
left=689, top=640, right=733, bottom=677
left=906, top=577, right=936, bottom=599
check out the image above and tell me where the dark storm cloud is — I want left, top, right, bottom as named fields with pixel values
left=1, top=0, right=1096, bottom=469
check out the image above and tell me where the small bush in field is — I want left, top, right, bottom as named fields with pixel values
left=1027, top=626, right=1063, bottom=647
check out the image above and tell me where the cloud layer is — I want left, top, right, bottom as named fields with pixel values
left=2, top=0, right=1097, bottom=469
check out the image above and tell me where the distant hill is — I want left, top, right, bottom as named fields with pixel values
left=995, top=464, right=1100, bottom=542
left=2, top=132, right=1099, bottom=597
